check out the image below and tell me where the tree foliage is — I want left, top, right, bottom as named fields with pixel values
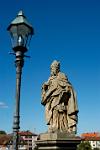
left=0, top=130, right=6, bottom=135
left=77, top=141, right=92, bottom=150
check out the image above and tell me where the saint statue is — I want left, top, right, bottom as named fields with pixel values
left=41, top=60, right=78, bottom=134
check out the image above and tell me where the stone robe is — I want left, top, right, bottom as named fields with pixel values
left=41, top=72, right=78, bottom=133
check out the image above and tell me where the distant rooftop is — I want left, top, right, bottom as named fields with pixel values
left=0, top=135, right=11, bottom=145
left=81, top=132, right=100, bottom=141
left=0, top=134, right=26, bottom=145
left=18, top=131, right=38, bottom=136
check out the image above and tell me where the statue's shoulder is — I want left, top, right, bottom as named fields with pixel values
left=58, top=72, right=68, bottom=80
left=57, top=72, right=68, bottom=87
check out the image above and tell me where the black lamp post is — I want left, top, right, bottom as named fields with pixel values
left=7, top=11, right=34, bottom=150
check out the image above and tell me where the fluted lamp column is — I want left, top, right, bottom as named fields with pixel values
left=7, top=10, right=34, bottom=150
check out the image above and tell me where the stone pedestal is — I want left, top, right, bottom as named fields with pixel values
left=35, top=132, right=81, bottom=150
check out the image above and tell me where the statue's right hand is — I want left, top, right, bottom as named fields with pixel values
left=42, top=83, right=48, bottom=91
left=41, top=95, right=47, bottom=105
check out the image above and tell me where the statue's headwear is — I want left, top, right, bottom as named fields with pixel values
left=50, top=60, right=60, bottom=71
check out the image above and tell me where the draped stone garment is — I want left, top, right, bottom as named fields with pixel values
left=41, top=72, right=78, bottom=133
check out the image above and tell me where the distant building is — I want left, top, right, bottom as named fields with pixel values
left=81, top=132, right=100, bottom=149
left=19, top=131, right=38, bottom=150
left=0, top=131, right=38, bottom=150
left=0, top=134, right=11, bottom=150
left=0, top=134, right=26, bottom=150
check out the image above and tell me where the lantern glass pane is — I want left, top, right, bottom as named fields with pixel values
left=10, top=34, right=18, bottom=48
left=25, top=34, right=32, bottom=49
left=8, top=23, right=33, bottom=50
left=9, top=26, right=17, bottom=36
left=17, top=24, right=32, bottom=36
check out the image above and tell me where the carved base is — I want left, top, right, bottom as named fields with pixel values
left=35, top=132, right=81, bottom=150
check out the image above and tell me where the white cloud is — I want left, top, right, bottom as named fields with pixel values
left=0, top=102, right=8, bottom=108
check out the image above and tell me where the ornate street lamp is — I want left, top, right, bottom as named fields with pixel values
left=7, top=10, right=34, bottom=150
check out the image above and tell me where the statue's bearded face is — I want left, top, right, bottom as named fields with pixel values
left=50, top=60, right=60, bottom=76
left=51, top=66, right=59, bottom=76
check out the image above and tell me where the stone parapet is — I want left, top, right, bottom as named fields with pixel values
left=35, top=132, right=81, bottom=150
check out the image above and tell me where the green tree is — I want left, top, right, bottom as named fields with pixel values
left=77, top=141, right=92, bottom=150
left=0, top=130, right=6, bottom=135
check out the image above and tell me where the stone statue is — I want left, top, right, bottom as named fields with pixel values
left=41, top=60, right=78, bottom=134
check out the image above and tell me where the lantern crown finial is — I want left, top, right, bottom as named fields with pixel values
left=7, top=10, right=34, bottom=52
left=7, top=10, right=33, bottom=33
left=17, top=10, right=25, bottom=17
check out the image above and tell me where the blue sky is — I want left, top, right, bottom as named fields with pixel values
left=0, top=0, right=100, bottom=135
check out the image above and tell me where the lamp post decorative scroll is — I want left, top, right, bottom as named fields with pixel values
left=7, top=11, right=34, bottom=150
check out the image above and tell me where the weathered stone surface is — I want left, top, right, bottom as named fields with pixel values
left=36, top=60, right=81, bottom=150
left=36, top=132, right=81, bottom=150
left=38, top=132, right=76, bottom=140
left=41, top=60, right=78, bottom=134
